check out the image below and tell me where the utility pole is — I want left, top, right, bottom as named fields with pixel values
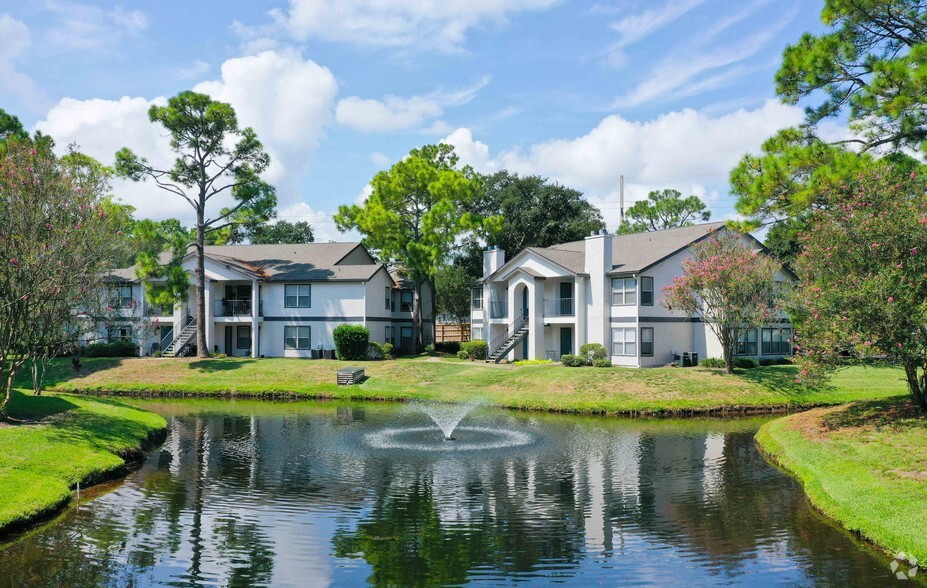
left=619, top=174, right=625, bottom=228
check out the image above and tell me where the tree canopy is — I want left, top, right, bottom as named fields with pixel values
left=617, top=189, right=710, bottom=234
left=116, top=91, right=276, bottom=356
left=227, top=219, right=315, bottom=245
left=335, top=144, right=490, bottom=351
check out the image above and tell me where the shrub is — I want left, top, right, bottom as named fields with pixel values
left=434, top=341, right=461, bottom=354
left=367, top=342, right=384, bottom=360
left=513, top=359, right=553, bottom=366
left=561, top=354, right=585, bottom=367
left=381, top=342, right=395, bottom=360
left=152, top=350, right=162, bottom=358
left=734, top=357, right=760, bottom=369
left=333, top=325, right=370, bottom=361
left=456, top=350, right=470, bottom=360
left=592, top=358, right=612, bottom=367
left=86, top=340, right=138, bottom=357
left=700, top=357, right=726, bottom=368
left=759, top=357, right=792, bottom=366
left=209, top=352, right=228, bottom=359
left=579, top=343, right=608, bottom=365
left=460, top=340, right=488, bottom=360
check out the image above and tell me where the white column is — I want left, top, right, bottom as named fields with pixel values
left=251, top=281, right=259, bottom=358
left=204, top=281, right=214, bottom=353
left=530, top=279, right=545, bottom=360
left=575, top=276, right=586, bottom=353
left=506, top=281, right=519, bottom=361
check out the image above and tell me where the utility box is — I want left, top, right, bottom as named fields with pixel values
left=682, top=352, right=692, bottom=367
left=337, top=367, right=365, bottom=385
left=691, top=352, right=699, bottom=366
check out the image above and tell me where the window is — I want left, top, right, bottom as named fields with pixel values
left=472, top=288, right=483, bottom=310
left=472, top=327, right=483, bottom=341
left=111, top=284, right=133, bottom=308
left=641, top=277, right=654, bottom=306
left=737, top=328, right=758, bottom=356
left=611, top=278, right=637, bottom=306
left=385, top=326, right=393, bottom=344
left=400, top=326, right=413, bottom=349
left=284, top=326, right=311, bottom=350
left=385, top=287, right=392, bottom=310
left=400, top=290, right=414, bottom=312
left=110, top=325, right=132, bottom=340
left=236, top=326, right=251, bottom=350
left=761, top=327, right=792, bottom=355
left=611, top=327, right=637, bottom=356
left=641, top=327, right=654, bottom=356
left=285, top=284, right=311, bottom=308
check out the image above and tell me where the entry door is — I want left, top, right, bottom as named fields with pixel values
left=560, top=327, right=573, bottom=357
left=224, top=326, right=233, bottom=356
left=521, top=287, right=529, bottom=318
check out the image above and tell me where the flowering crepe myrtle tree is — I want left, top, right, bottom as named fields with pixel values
left=0, top=140, right=126, bottom=413
left=662, top=230, right=782, bottom=374
left=793, top=170, right=927, bottom=412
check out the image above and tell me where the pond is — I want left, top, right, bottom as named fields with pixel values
left=0, top=400, right=912, bottom=586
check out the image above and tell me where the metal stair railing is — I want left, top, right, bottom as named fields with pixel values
left=487, top=313, right=529, bottom=360
left=164, top=315, right=197, bottom=356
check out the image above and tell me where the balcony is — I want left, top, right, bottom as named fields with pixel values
left=215, top=299, right=257, bottom=317
left=489, top=300, right=508, bottom=319
left=544, top=297, right=575, bottom=317
left=146, top=304, right=174, bottom=317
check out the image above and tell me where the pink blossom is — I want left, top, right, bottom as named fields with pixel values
left=898, top=343, right=903, bottom=348
left=888, top=297, right=894, bottom=302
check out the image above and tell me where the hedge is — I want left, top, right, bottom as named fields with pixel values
left=333, top=325, right=370, bottom=361
left=86, top=340, right=138, bottom=357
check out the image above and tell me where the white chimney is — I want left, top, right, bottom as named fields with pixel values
left=584, top=230, right=613, bottom=346
left=483, top=246, right=505, bottom=279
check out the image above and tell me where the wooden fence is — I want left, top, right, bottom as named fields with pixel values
left=435, top=323, right=470, bottom=343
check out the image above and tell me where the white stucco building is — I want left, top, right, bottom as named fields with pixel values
left=95, top=242, right=433, bottom=357
left=470, top=222, right=794, bottom=366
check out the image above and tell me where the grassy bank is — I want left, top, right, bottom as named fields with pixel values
left=0, top=390, right=166, bottom=536
left=757, top=398, right=927, bottom=565
left=33, top=356, right=905, bottom=414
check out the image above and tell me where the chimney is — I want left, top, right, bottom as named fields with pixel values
left=584, top=231, right=613, bottom=275
left=584, top=230, right=614, bottom=346
left=483, top=246, right=505, bottom=278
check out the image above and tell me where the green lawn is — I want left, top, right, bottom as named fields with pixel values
left=0, top=390, right=165, bottom=536
left=32, top=356, right=906, bottom=414
left=757, top=398, right=927, bottom=565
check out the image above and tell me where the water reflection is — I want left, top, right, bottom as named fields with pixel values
left=0, top=402, right=912, bottom=587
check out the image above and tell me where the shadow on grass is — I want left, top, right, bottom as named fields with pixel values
left=737, top=365, right=827, bottom=397
left=187, top=358, right=258, bottom=372
left=12, top=357, right=127, bottom=390
left=821, top=396, right=925, bottom=431
left=6, top=390, right=77, bottom=421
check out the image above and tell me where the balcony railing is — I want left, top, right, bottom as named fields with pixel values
left=215, top=299, right=253, bottom=317
left=544, top=297, right=575, bottom=317
left=146, top=305, right=173, bottom=317
left=489, top=300, right=508, bottom=319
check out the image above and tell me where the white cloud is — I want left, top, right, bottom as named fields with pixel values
left=444, top=100, right=806, bottom=228
left=336, top=76, right=490, bottom=132
left=43, top=1, right=149, bottom=51
left=370, top=152, right=391, bottom=167
left=276, top=201, right=355, bottom=241
left=0, top=14, right=41, bottom=108
left=35, top=50, right=339, bottom=225
left=265, top=0, right=560, bottom=50
left=177, top=59, right=210, bottom=80
left=606, top=0, right=703, bottom=63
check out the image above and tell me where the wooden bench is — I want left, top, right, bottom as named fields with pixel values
left=337, top=367, right=365, bottom=385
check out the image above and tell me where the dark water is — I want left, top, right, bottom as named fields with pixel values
left=0, top=400, right=915, bottom=587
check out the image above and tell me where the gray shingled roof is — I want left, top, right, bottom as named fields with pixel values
left=488, top=222, right=727, bottom=280
left=106, top=242, right=386, bottom=283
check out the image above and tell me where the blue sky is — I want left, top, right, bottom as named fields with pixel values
left=0, top=0, right=826, bottom=240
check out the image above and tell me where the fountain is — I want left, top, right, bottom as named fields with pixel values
left=364, top=400, right=534, bottom=452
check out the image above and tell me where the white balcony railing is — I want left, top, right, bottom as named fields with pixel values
left=544, top=298, right=575, bottom=317
left=489, top=300, right=508, bottom=319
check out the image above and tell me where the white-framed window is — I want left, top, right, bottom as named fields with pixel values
left=737, top=328, right=758, bottom=356
left=472, top=288, right=483, bottom=310
left=472, top=326, right=483, bottom=340
left=111, top=284, right=133, bottom=308
left=640, top=277, right=654, bottom=306
left=611, top=327, right=637, bottom=356
left=284, top=326, right=311, bottom=350
left=611, top=278, right=637, bottom=306
left=641, top=327, right=654, bottom=357
left=285, top=284, right=311, bottom=308
left=236, top=326, right=251, bottom=350
left=400, top=290, right=414, bottom=312
left=400, top=326, right=413, bottom=349
left=109, top=324, right=132, bottom=340
left=385, top=287, right=392, bottom=310
left=761, top=327, right=792, bottom=355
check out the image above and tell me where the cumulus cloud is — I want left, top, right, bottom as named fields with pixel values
left=443, top=99, right=805, bottom=227
left=264, top=0, right=560, bottom=50
left=336, top=76, right=489, bottom=132
left=35, top=50, right=339, bottom=224
left=0, top=14, right=42, bottom=108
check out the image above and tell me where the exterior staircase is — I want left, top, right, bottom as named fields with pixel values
left=486, top=314, right=529, bottom=363
left=162, top=316, right=197, bottom=357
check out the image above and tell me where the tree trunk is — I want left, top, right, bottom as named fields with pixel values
left=195, top=207, right=208, bottom=358
left=0, top=367, right=16, bottom=418
left=412, top=281, right=423, bottom=354
left=903, top=362, right=927, bottom=413
left=722, top=331, right=734, bottom=374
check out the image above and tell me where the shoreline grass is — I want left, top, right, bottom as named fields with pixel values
left=0, top=390, right=166, bottom=537
left=756, top=398, right=927, bottom=565
left=30, top=356, right=906, bottom=416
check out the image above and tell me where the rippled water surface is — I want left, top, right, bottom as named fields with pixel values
left=0, top=400, right=912, bottom=587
